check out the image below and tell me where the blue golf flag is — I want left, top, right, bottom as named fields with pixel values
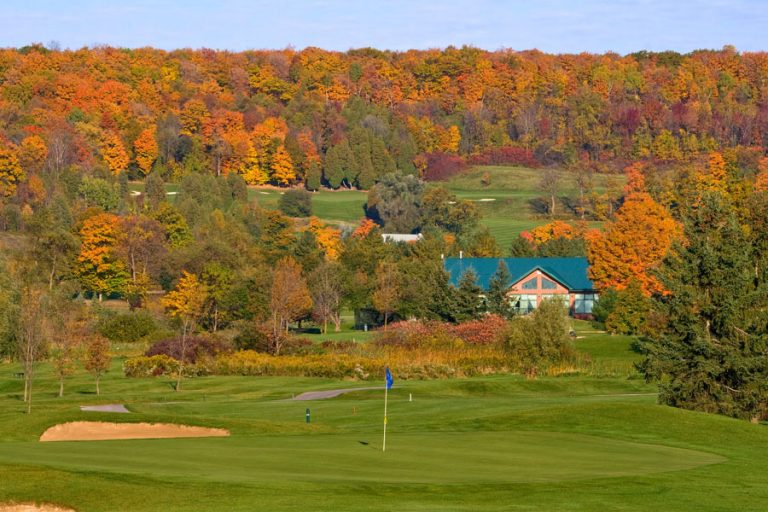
left=385, top=367, right=394, bottom=390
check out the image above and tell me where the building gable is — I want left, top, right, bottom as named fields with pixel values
left=509, top=268, right=570, bottom=294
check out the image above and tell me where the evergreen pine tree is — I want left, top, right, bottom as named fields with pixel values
left=639, top=192, right=768, bottom=422
left=487, top=260, right=513, bottom=318
left=455, top=269, right=482, bottom=321
left=305, top=159, right=322, bottom=191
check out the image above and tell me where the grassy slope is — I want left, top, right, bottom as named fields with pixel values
left=1, top=335, right=767, bottom=511
left=446, top=166, right=620, bottom=249
left=129, top=165, right=623, bottom=247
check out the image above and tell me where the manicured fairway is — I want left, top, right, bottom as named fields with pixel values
left=0, top=431, right=722, bottom=485
left=1, top=336, right=766, bottom=511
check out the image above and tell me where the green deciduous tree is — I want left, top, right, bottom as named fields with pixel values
left=500, top=298, right=575, bottom=378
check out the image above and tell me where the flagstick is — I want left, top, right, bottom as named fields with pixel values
left=382, top=383, right=388, bottom=452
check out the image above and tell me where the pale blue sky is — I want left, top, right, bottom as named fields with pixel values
left=2, top=0, right=767, bottom=54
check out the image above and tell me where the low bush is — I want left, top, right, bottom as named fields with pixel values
left=145, top=335, right=231, bottom=363
left=214, top=346, right=511, bottom=381
left=422, top=152, right=468, bottom=181
left=98, top=310, right=158, bottom=343
left=123, top=354, right=179, bottom=377
left=123, top=354, right=210, bottom=377
left=449, top=315, right=507, bottom=344
left=278, top=189, right=313, bottom=217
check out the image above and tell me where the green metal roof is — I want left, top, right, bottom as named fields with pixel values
left=444, top=257, right=595, bottom=292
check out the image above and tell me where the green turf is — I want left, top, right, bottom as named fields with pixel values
left=1, top=331, right=767, bottom=511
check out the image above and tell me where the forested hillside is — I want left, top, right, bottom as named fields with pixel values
left=1, top=44, right=768, bottom=193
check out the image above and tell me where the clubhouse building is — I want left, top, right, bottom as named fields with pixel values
left=444, top=257, right=598, bottom=318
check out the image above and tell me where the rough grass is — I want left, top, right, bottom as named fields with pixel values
left=1, top=332, right=767, bottom=511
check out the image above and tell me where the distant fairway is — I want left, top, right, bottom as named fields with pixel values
left=128, top=165, right=619, bottom=247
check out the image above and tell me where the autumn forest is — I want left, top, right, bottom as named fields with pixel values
left=0, top=43, right=767, bottom=425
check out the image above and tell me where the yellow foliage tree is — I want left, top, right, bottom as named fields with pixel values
left=162, top=271, right=207, bottom=391
left=19, top=135, right=48, bottom=174
left=0, top=147, right=24, bottom=197
left=697, top=151, right=728, bottom=195
left=271, top=145, right=295, bottom=185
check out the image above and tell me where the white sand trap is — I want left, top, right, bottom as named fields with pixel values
left=0, top=503, right=75, bottom=512
left=475, top=198, right=497, bottom=202
left=259, top=191, right=271, bottom=195
left=129, top=190, right=141, bottom=196
left=39, top=422, right=229, bottom=442
left=166, top=191, right=178, bottom=195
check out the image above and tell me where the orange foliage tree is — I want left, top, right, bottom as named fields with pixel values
left=308, top=217, right=341, bottom=260
left=587, top=164, right=682, bottom=295
left=755, top=157, right=768, bottom=192
left=134, top=126, right=158, bottom=175
left=99, top=132, right=129, bottom=175
left=75, top=213, right=129, bottom=301
left=269, top=257, right=312, bottom=354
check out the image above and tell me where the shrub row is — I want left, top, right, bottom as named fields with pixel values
left=124, top=345, right=512, bottom=380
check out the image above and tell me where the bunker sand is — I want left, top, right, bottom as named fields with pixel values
left=39, top=422, right=229, bottom=442
left=0, top=504, right=75, bottom=512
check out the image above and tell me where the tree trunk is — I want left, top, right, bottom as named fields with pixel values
left=383, top=312, right=389, bottom=330
left=176, top=321, right=188, bottom=392
left=49, top=256, right=57, bottom=290
left=95, top=375, right=100, bottom=396
left=26, top=380, right=32, bottom=414
left=59, top=379, right=64, bottom=398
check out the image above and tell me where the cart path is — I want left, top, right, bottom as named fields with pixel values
left=291, top=387, right=384, bottom=400
left=80, top=404, right=130, bottom=413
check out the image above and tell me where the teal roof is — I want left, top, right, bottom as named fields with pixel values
left=444, top=257, right=595, bottom=292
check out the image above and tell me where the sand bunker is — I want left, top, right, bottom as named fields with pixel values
left=0, top=503, right=75, bottom=512
left=39, top=422, right=229, bottom=442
